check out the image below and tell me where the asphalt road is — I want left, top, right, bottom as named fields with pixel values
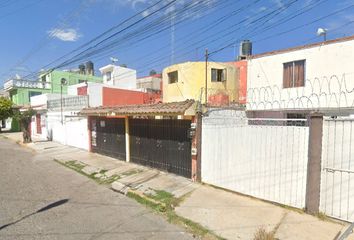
left=0, top=138, right=194, bottom=240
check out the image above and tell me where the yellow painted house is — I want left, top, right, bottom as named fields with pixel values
left=162, top=61, right=239, bottom=105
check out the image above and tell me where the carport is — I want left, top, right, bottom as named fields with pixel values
left=81, top=100, right=198, bottom=179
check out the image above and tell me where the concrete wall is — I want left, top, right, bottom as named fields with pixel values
left=162, top=62, right=238, bottom=104
left=100, top=65, right=137, bottom=89
left=247, top=38, right=354, bottom=110
left=30, top=93, right=61, bottom=107
left=31, top=113, right=47, bottom=140
left=136, top=75, right=162, bottom=91
left=234, top=61, right=247, bottom=104
left=112, top=66, right=136, bottom=89
left=46, top=111, right=89, bottom=150
left=50, top=70, right=102, bottom=94
left=201, top=109, right=309, bottom=209
left=10, top=88, right=50, bottom=106
left=68, top=82, right=102, bottom=107
left=87, top=84, right=103, bottom=107
left=102, top=87, right=161, bottom=106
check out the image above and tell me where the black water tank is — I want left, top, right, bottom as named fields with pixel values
left=78, top=64, right=85, bottom=74
left=239, top=40, right=252, bottom=56
left=85, top=61, right=94, bottom=76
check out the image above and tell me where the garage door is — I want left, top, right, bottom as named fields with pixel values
left=130, top=119, right=191, bottom=178
left=91, top=117, right=126, bottom=160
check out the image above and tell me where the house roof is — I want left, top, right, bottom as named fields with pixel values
left=137, top=74, right=162, bottom=79
left=80, top=99, right=195, bottom=116
left=251, top=34, right=354, bottom=59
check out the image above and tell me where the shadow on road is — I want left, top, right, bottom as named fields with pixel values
left=0, top=199, right=69, bottom=231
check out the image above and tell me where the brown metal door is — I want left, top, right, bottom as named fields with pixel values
left=130, top=119, right=191, bottom=178
left=91, top=117, right=126, bottom=160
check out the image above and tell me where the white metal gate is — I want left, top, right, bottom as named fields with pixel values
left=320, top=118, right=354, bottom=222
left=201, top=109, right=309, bottom=208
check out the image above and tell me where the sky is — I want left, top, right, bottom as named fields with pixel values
left=0, top=0, right=353, bottom=84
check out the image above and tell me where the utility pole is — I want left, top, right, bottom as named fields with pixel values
left=60, top=78, right=67, bottom=125
left=205, top=49, right=208, bottom=105
left=170, top=11, right=175, bottom=65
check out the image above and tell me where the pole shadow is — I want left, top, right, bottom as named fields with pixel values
left=0, top=199, right=69, bottom=231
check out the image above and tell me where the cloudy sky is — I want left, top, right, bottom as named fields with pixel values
left=0, top=0, right=353, bottom=83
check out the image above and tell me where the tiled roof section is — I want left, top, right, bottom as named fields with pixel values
left=80, top=99, right=195, bottom=116
left=251, top=34, right=354, bottom=59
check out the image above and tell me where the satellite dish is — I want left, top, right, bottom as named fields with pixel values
left=317, top=28, right=327, bottom=36
left=110, top=57, right=118, bottom=64
left=317, top=28, right=328, bottom=41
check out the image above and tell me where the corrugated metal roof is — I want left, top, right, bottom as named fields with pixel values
left=80, top=99, right=195, bottom=116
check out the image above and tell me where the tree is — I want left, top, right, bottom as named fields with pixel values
left=14, top=108, right=36, bottom=143
left=0, top=97, right=13, bottom=132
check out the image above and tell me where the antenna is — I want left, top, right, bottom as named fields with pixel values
left=110, top=57, right=118, bottom=64
left=317, top=28, right=328, bottom=41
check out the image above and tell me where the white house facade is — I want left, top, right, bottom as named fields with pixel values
left=247, top=35, right=354, bottom=112
left=99, top=64, right=137, bottom=90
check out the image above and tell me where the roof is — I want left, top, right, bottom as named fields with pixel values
left=137, top=74, right=162, bottom=79
left=80, top=99, right=195, bottom=116
left=251, top=34, right=354, bottom=59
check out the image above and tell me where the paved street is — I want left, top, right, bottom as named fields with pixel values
left=0, top=138, right=193, bottom=240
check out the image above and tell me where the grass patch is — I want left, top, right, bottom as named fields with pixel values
left=145, top=189, right=185, bottom=210
left=54, top=159, right=120, bottom=185
left=127, top=191, right=166, bottom=212
left=253, top=227, right=276, bottom=240
left=316, top=212, right=330, bottom=221
left=127, top=190, right=224, bottom=240
left=98, top=174, right=120, bottom=185
left=65, top=160, right=86, bottom=171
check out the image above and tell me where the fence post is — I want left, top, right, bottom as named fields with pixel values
left=305, top=113, right=323, bottom=214
left=196, top=112, right=202, bottom=181
left=125, top=117, right=130, bottom=163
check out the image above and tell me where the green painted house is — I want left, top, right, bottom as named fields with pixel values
left=4, top=69, right=102, bottom=106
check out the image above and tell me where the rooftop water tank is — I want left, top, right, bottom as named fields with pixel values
left=85, top=61, right=94, bottom=76
left=239, top=40, right=252, bottom=60
left=78, top=64, right=85, bottom=75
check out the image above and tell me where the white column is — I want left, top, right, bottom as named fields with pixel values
left=125, top=117, right=130, bottom=162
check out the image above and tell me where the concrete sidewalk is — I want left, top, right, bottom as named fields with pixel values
left=1, top=132, right=353, bottom=240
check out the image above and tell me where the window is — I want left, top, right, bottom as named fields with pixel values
left=211, top=68, right=226, bottom=82
left=168, top=71, right=178, bottom=84
left=28, top=91, right=42, bottom=102
left=106, top=71, right=112, bottom=81
left=283, top=60, right=305, bottom=88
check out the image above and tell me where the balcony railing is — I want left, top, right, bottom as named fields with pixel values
left=47, top=95, right=88, bottom=111
left=4, top=79, right=51, bottom=90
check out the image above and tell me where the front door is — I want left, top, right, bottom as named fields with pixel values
left=36, top=114, right=42, bottom=134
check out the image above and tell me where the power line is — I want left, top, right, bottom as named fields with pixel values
left=209, top=2, right=354, bottom=56
left=20, top=0, right=218, bottom=80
